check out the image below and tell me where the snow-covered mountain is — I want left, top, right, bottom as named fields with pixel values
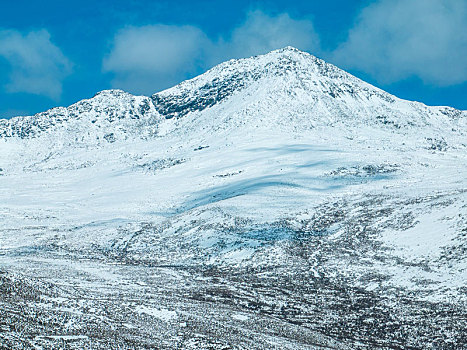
left=1, top=47, right=465, bottom=145
left=1, top=47, right=466, bottom=349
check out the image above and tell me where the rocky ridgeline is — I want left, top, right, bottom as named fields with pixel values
left=1, top=47, right=465, bottom=145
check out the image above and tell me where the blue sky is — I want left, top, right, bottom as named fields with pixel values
left=0, top=0, right=465, bottom=118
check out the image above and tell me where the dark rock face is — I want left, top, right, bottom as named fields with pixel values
left=152, top=75, right=249, bottom=119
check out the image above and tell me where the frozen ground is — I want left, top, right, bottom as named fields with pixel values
left=0, top=48, right=466, bottom=349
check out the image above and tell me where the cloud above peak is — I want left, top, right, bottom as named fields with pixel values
left=333, top=0, right=467, bottom=86
left=0, top=29, right=72, bottom=100
left=103, top=11, right=320, bottom=94
left=225, top=10, right=320, bottom=59
left=103, top=2, right=467, bottom=96
left=103, top=25, right=211, bottom=94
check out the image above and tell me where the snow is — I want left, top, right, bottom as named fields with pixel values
left=0, top=46, right=466, bottom=348
left=35, top=335, right=88, bottom=341
left=232, top=313, right=249, bottom=321
left=135, top=305, right=177, bottom=321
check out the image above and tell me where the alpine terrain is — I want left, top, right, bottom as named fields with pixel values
left=0, top=47, right=466, bottom=349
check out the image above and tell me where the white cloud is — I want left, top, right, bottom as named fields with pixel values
left=222, top=10, right=320, bottom=60
left=103, top=11, right=320, bottom=94
left=333, top=0, right=467, bottom=86
left=103, top=25, right=211, bottom=94
left=0, top=29, right=72, bottom=99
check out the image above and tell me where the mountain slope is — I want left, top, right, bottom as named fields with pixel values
left=0, top=47, right=466, bottom=349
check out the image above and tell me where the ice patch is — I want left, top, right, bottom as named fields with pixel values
left=35, top=335, right=88, bottom=341
left=135, top=305, right=177, bottom=321
left=232, top=313, right=249, bottom=321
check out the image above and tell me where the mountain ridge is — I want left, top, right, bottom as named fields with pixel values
left=1, top=47, right=465, bottom=142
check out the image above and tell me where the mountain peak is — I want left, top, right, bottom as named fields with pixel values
left=267, top=45, right=306, bottom=55
left=93, top=89, right=134, bottom=99
left=149, top=47, right=464, bottom=138
left=276, top=45, right=301, bottom=52
left=151, top=46, right=371, bottom=119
